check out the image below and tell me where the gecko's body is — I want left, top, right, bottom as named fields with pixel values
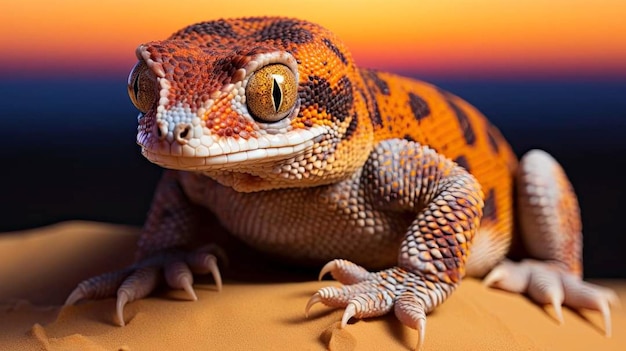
left=68, top=17, right=616, bottom=349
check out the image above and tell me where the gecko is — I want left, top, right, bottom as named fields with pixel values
left=66, top=17, right=617, bottom=350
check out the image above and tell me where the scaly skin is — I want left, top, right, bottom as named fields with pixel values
left=67, top=17, right=617, bottom=349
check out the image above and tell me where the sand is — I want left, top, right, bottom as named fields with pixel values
left=1, top=221, right=624, bottom=350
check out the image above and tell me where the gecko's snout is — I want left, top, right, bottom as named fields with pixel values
left=151, top=121, right=192, bottom=144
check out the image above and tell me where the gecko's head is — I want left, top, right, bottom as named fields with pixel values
left=129, top=17, right=373, bottom=192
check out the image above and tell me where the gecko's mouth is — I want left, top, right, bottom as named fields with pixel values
left=137, top=125, right=326, bottom=171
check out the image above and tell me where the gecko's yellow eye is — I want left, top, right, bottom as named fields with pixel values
left=127, top=61, right=158, bottom=113
left=245, top=64, right=297, bottom=122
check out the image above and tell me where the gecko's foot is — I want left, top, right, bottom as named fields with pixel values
left=306, top=259, right=453, bottom=350
left=484, top=259, right=619, bottom=336
left=65, top=245, right=222, bottom=326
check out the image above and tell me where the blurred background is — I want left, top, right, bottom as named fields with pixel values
left=1, top=1, right=624, bottom=277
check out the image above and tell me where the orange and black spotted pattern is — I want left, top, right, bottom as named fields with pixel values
left=358, top=69, right=518, bottom=254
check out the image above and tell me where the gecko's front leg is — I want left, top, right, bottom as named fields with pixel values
left=306, top=139, right=484, bottom=350
left=65, top=171, right=222, bottom=326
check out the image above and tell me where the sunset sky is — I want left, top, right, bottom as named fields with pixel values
left=1, top=1, right=625, bottom=271
left=2, top=0, right=625, bottom=78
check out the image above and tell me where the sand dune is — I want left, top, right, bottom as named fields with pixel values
left=1, top=221, right=624, bottom=350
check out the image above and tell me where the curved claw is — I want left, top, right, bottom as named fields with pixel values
left=600, top=301, right=611, bottom=337
left=318, top=259, right=372, bottom=285
left=552, top=296, right=564, bottom=325
left=562, top=275, right=615, bottom=337
left=395, top=291, right=427, bottom=350
left=305, top=293, right=322, bottom=318
left=415, top=318, right=426, bottom=351
left=185, top=252, right=223, bottom=292
left=165, top=261, right=197, bottom=301
left=182, top=276, right=198, bottom=301
left=207, top=257, right=223, bottom=292
left=65, top=287, right=87, bottom=306
left=341, top=303, right=356, bottom=328
left=115, top=267, right=159, bottom=326
left=318, top=261, right=337, bottom=281
left=116, top=290, right=129, bottom=327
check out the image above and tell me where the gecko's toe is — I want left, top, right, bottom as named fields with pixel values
left=526, top=263, right=565, bottom=324
left=67, top=247, right=225, bottom=327
left=160, top=250, right=223, bottom=300
left=165, top=261, right=197, bottom=301
left=395, top=291, right=427, bottom=350
left=185, top=251, right=223, bottom=292
left=205, top=255, right=223, bottom=292
left=116, top=290, right=129, bottom=327
left=553, top=297, right=564, bottom=324
left=318, top=259, right=371, bottom=284
left=116, top=266, right=159, bottom=326
left=483, top=259, right=530, bottom=293
left=65, top=270, right=129, bottom=306
left=562, top=274, right=617, bottom=337
left=308, top=263, right=442, bottom=350
left=485, top=259, right=617, bottom=336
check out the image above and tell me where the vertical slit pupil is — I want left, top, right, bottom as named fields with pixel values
left=272, top=78, right=282, bottom=112
left=133, top=74, right=141, bottom=99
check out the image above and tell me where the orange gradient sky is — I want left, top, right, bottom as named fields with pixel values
left=1, top=0, right=626, bottom=78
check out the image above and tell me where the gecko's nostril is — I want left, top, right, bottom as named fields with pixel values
left=180, top=126, right=190, bottom=139
left=156, top=121, right=168, bottom=141
left=175, top=124, right=193, bottom=145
